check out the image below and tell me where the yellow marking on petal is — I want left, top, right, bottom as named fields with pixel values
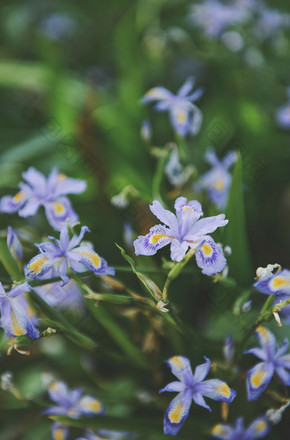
left=177, top=110, right=186, bottom=122
left=57, top=173, right=66, bottom=181
left=53, top=201, right=66, bottom=215
left=77, top=251, right=101, bottom=269
left=182, top=206, right=193, bottom=213
left=250, top=370, right=266, bottom=388
left=170, top=356, right=184, bottom=369
left=29, top=256, right=48, bottom=273
left=53, top=428, right=65, bottom=440
left=11, top=311, right=25, bottom=336
left=211, top=425, right=228, bottom=436
left=13, top=192, right=25, bottom=202
left=216, top=384, right=230, bottom=398
left=150, top=233, right=168, bottom=244
left=271, top=276, right=290, bottom=290
left=256, top=326, right=269, bottom=342
left=83, top=400, right=102, bottom=412
left=168, top=401, right=184, bottom=423
left=254, top=420, right=267, bottom=432
left=202, top=243, right=213, bottom=256
left=215, top=179, right=225, bottom=191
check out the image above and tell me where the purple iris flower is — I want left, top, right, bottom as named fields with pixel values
left=142, top=78, right=204, bottom=137
left=45, top=381, right=104, bottom=418
left=0, top=282, right=39, bottom=340
left=195, top=149, right=237, bottom=210
left=0, top=167, right=86, bottom=230
left=7, top=226, right=23, bottom=261
left=245, top=326, right=290, bottom=401
left=212, top=416, right=270, bottom=440
left=133, top=197, right=228, bottom=276
left=34, top=279, right=85, bottom=313
left=160, top=356, right=236, bottom=435
left=45, top=381, right=104, bottom=440
left=25, top=226, right=115, bottom=286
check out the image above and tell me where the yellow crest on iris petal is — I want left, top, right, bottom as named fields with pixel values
left=215, top=179, right=225, bottom=191
left=256, top=326, right=269, bottom=342
left=168, top=401, right=184, bottom=423
left=150, top=233, right=168, bottom=244
left=13, top=192, right=25, bottom=202
left=82, top=400, right=102, bottom=412
left=177, top=110, right=186, bottom=123
left=53, top=201, right=66, bottom=215
left=254, top=420, right=267, bottom=432
left=170, top=356, right=184, bottom=370
left=77, top=250, right=101, bottom=269
left=216, top=383, right=230, bottom=398
left=53, top=427, right=66, bottom=440
left=212, top=425, right=228, bottom=436
left=271, top=276, right=290, bottom=290
left=29, top=256, right=48, bottom=273
left=11, top=311, right=25, bottom=336
left=202, top=243, right=213, bottom=256
left=250, top=370, right=266, bottom=388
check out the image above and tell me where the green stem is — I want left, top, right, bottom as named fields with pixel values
left=162, top=248, right=196, bottom=302
left=72, top=274, right=148, bottom=369
left=152, top=151, right=168, bottom=203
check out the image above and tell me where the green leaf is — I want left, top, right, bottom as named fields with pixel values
left=116, top=244, right=162, bottom=301
left=30, top=290, right=96, bottom=349
left=224, top=153, right=252, bottom=285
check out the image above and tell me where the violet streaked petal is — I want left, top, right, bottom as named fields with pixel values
left=189, top=214, right=228, bottom=236
left=159, top=381, right=186, bottom=394
left=192, top=356, right=210, bottom=383
left=163, top=389, right=192, bottom=435
left=195, top=236, right=226, bottom=276
left=150, top=200, right=179, bottom=230
left=195, top=379, right=236, bottom=403
left=48, top=381, right=69, bottom=404
left=134, top=225, right=173, bottom=256
left=25, top=254, right=61, bottom=280
left=246, top=361, right=274, bottom=401
left=68, top=248, right=115, bottom=276
left=166, top=356, right=194, bottom=385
